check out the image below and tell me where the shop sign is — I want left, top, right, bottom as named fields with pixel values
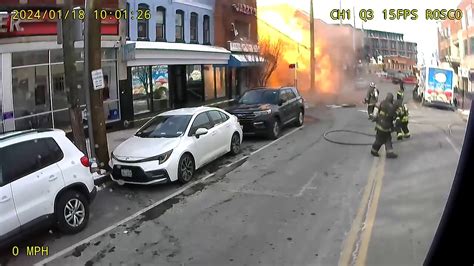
left=232, top=3, right=257, bottom=16
left=229, top=41, right=259, bottom=52
left=0, top=11, right=118, bottom=38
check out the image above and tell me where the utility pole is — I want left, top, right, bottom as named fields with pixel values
left=62, top=0, right=86, bottom=154
left=84, top=0, right=110, bottom=170
left=310, top=0, right=316, bottom=91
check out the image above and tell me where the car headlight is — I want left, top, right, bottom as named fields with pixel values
left=253, top=109, right=272, bottom=116
left=141, top=150, right=173, bottom=164
left=156, top=150, right=173, bottom=164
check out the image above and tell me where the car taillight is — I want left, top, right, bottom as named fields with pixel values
left=80, top=156, right=90, bottom=167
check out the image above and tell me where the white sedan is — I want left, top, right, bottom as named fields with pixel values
left=110, top=107, right=243, bottom=185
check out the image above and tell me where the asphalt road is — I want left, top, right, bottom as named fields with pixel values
left=1, top=78, right=467, bottom=266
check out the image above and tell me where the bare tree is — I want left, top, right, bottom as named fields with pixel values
left=132, top=66, right=149, bottom=95
left=239, top=37, right=283, bottom=87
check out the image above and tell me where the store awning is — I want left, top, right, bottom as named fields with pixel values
left=124, top=41, right=231, bottom=66
left=228, top=54, right=265, bottom=67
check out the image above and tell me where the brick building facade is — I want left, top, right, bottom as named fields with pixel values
left=214, top=0, right=260, bottom=96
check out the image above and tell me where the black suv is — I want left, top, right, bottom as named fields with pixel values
left=226, top=87, right=305, bottom=139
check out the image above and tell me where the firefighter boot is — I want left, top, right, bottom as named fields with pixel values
left=386, top=152, right=398, bottom=159
left=397, top=133, right=404, bottom=140
left=371, top=149, right=379, bottom=157
left=404, top=132, right=411, bottom=139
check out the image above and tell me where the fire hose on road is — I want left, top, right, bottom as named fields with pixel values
left=323, top=121, right=459, bottom=146
left=323, top=129, right=375, bottom=146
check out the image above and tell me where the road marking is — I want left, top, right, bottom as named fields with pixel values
left=36, top=126, right=304, bottom=266
left=339, top=152, right=386, bottom=266
left=224, top=126, right=304, bottom=168
left=445, top=136, right=461, bottom=156
left=35, top=172, right=216, bottom=266
left=294, top=172, right=318, bottom=197
left=226, top=189, right=293, bottom=198
left=355, top=152, right=386, bottom=266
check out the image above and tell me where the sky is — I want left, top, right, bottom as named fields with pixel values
left=258, top=0, right=461, bottom=65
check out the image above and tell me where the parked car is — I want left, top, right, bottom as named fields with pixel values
left=226, top=87, right=305, bottom=139
left=0, top=129, right=96, bottom=246
left=110, top=107, right=243, bottom=185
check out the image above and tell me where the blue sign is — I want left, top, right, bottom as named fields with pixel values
left=427, top=68, right=453, bottom=91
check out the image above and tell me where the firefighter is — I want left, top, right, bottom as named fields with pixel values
left=371, top=93, right=398, bottom=158
left=364, top=82, right=379, bottom=120
left=394, top=99, right=411, bottom=140
left=397, top=83, right=405, bottom=101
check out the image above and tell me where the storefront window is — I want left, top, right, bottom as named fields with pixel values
left=50, top=49, right=114, bottom=63
left=215, top=67, right=226, bottom=98
left=132, top=66, right=151, bottom=115
left=101, top=61, right=119, bottom=120
left=152, top=65, right=169, bottom=111
left=204, top=65, right=215, bottom=100
left=15, top=113, right=53, bottom=131
left=52, top=109, right=71, bottom=131
left=12, top=65, right=51, bottom=119
left=51, top=64, right=68, bottom=111
left=186, top=65, right=203, bottom=105
left=8, top=49, right=119, bottom=132
left=12, top=50, right=48, bottom=67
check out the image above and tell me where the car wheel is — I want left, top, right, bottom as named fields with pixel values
left=229, top=133, right=241, bottom=155
left=268, top=118, right=281, bottom=140
left=55, top=190, right=89, bottom=234
left=178, top=153, right=195, bottom=184
left=295, top=110, right=304, bottom=127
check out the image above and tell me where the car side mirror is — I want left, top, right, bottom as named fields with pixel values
left=194, top=128, right=208, bottom=138
left=278, top=99, right=285, bottom=106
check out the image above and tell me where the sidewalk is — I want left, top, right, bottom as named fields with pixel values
left=458, top=93, right=472, bottom=122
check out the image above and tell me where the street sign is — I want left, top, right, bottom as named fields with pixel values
left=91, top=69, right=105, bottom=90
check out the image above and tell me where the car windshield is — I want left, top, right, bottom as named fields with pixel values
left=135, top=115, right=192, bottom=138
left=239, top=89, right=279, bottom=105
